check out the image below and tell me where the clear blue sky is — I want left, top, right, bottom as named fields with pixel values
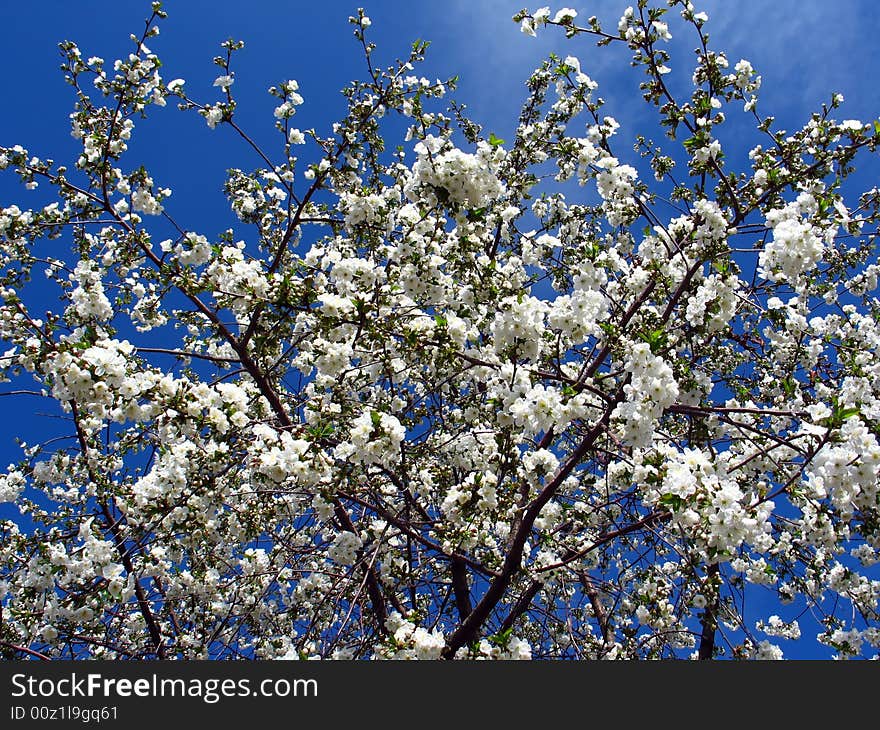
left=2, top=0, right=878, bottom=236
left=1, top=0, right=879, bottom=658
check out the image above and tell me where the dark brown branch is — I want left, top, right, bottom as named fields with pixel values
left=99, top=501, right=167, bottom=659
left=450, top=557, right=473, bottom=622
left=698, top=564, right=720, bottom=660
left=442, top=403, right=616, bottom=658
left=69, top=401, right=167, bottom=659
left=498, top=581, right=542, bottom=635
left=0, top=640, right=51, bottom=660
left=333, top=503, right=392, bottom=635
left=578, top=570, right=611, bottom=646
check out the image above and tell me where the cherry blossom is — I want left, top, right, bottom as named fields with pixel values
left=0, top=1, right=878, bottom=661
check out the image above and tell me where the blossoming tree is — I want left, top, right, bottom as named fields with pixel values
left=1, top=0, right=879, bottom=660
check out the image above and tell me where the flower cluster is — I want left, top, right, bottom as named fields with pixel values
left=337, top=410, right=406, bottom=468
left=405, top=135, right=506, bottom=209
left=612, top=343, right=680, bottom=448
left=0, top=1, right=877, bottom=662
left=758, top=193, right=826, bottom=282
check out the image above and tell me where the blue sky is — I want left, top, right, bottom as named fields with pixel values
left=1, top=1, right=879, bottom=658
left=2, top=0, right=878, bottom=234
left=2, top=0, right=877, bottom=433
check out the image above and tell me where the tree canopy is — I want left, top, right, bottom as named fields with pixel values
left=1, top=1, right=879, bottom=660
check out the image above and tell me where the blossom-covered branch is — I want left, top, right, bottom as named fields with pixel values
left=1, top=0, right=879, bottom=660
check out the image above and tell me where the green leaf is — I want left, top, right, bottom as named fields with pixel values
left=638, top=328, right=667, bottom=354
left=307, top=423, right=335, bottom=440
left=488, top=132, right=505, bottom=147
left=659, top=493, right=683, bottom=510
left=487, top=626, right=514, bottom=647
left=820, top=397, right=862, bottom=429
left=712, top=259, right=729, bottom=274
